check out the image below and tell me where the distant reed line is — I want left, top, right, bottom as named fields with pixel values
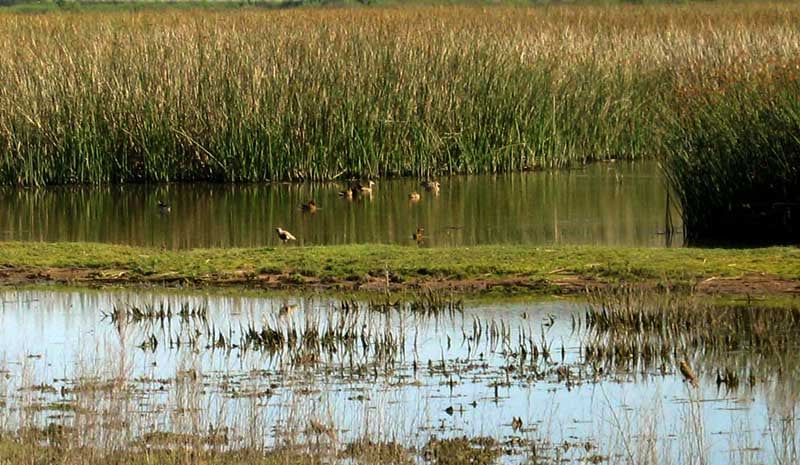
left=0, top=2, right=798, bottom=186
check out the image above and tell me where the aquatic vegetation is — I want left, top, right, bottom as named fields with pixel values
left=0, top=3, right=798, bottom=185
left=104, top=302, right=208, bottom=325
left=1, top=288, right=800, bottom=464
left=583, top=287, right=800, bottom=385
left=664, top=80, right=800, bottom=244
left=421, top=436, right=500, bottom=465
left=343, top=440, right=413, bottom=465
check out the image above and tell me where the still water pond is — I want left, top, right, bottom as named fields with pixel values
left=0, top=162, right=679, bottom=248
left=0, top=289, right=794, bottom=464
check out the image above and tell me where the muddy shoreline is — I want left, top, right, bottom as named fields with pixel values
left=2, top=265, right=798, bottom=297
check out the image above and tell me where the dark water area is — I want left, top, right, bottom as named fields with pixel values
left=0, top=162, right=680, bottom=249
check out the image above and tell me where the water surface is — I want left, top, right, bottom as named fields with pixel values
left=0, top=288, right=794, bottom=464
left=0, top=162, right=679, bottom=248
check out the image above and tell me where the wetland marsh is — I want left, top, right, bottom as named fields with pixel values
left=0, top=2, right=799, bottom=464
left=1, top=288, right=799, bottom=465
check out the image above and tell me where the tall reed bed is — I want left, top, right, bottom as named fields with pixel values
left=0, top=2, right=798, bottom=188
left=664, top=69, right=800, bottom=243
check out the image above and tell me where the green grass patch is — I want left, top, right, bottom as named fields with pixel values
left=1, top=242, right=797, bottom=293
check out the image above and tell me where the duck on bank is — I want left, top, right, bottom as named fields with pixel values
left=275, top=227, right=297, bottom=243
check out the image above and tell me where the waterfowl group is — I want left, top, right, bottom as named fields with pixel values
left=339, top=180, right=377, bottom=199
left=337, top=180, right=375, bottom=199
left=159, top=178, right=440, bottom=246
left=286, top=179, right=439, bottom=245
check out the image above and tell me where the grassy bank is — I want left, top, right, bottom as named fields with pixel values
left=0, top=241, right=797, bottom=295
left=0, top=2, right=797, bottom=185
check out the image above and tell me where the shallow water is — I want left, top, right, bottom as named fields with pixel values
left=0, top=289, right=795, bottom=464
left=0, top=162, right=680, bottom=248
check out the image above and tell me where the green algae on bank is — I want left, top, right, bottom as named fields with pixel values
left=0, top=242, right=798, bottom=296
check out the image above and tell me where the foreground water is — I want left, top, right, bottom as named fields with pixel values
left=0, top=162, right=679, bottom=248
left=0, top=288, right=795, bottom=464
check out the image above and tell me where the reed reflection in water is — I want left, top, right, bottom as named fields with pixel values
left=0, top=162, right=678, bottom=249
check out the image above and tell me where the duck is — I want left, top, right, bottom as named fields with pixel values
left=275, top=227, right=297, bottom=243
left=157, top=200, right=171, bottom=213
left=421, top=180, right=441, bottom=195
left=511, top=416, right=523, bottom=432
left=307, top=419, right=337, bottom=441
left=278, top=303, right=298, bottom=317
left=354, top=180, right=376, bottom=194
left=412, top=227, right=425, bottom=242
left=300, top=200, right=318, bottom=213
left=408, top=192, right=421, bottom=202
left=679, top=359, right=699, bottom=388
left=338, top=188, right=354, bottom=199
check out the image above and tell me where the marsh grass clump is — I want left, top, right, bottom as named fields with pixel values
left=105, top=302, right=208, bottom=325
left=0, top=3, right=799, bottom=185
left=664, top=78, right=800, bottom=244
left=366, top=289, right=463, bottom=316
left=585, top=287, right=800, bottom=346
left=138, top=430, right=229, bottom=449
left=0, top=438, right=328, bottom=465
left=18, top=423, right=75, bottom=447
left=342, top=440, right=412, bottom=465
left=422, top=436, right=500, bottom=465
left=235, top=304, right=407, bottom=367
left=584, top=287, right=800, bottom=385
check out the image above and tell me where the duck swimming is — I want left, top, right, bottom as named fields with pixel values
left=354, top=180, right=376, bottom=194
left=421, top=180, right=440, bottom=195
left=300, top=200, right=318, bottom=213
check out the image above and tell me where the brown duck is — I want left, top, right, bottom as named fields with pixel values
left=412, top=227, right=425, bottom=242
left=421, top=180, right=440, bottom=194
left=300, top=200, right=318, bottom=213
left=354, top=180, right=376, bottom=194
left=679, top=359, right=699, bottom=388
